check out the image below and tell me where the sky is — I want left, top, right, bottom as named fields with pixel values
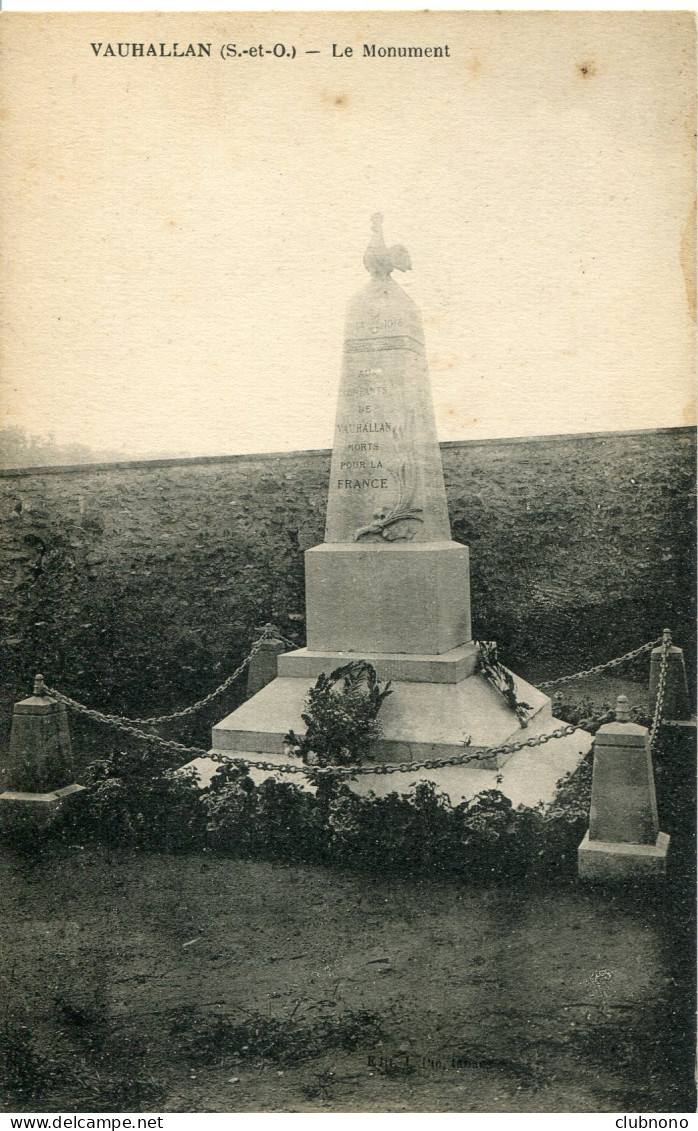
left=1, top=10, right=695, bottom=458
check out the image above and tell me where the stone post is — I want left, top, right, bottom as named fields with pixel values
left=0, top=675, right=85, bottom=828
left=649, top=628, right=692, bottom=723
left=578, top=695, right=669, bottom=881
left=247, top=637, right=286, bottom=699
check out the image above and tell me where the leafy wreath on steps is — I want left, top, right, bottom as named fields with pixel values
left=476, top=641, right=532, bottom=727
left=285, top=660, right=394, bottom=768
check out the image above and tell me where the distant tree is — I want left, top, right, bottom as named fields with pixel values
left=0, top=426, right=107, bottom=469
left=0, top=426, right=27, bottom=466
left=0, top=425, right=191, bottom=468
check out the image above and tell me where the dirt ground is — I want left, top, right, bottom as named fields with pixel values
left=1, top=839, right=695, bottom=1114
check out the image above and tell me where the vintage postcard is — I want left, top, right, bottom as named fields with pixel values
left=0, top=10, right=695, bottom=1121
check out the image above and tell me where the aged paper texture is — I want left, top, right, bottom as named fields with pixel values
left=0, top=11, right=695, bottom=455
left=0, top=9, right=696, bottom=1120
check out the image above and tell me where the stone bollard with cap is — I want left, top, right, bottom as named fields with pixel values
left=649, top=628, right=693, bottom=724
left=578, top=695, right=669, bottom=881
left=0, top=674, right=85, bottom=829
left=246, top=627, right=286, bottom=699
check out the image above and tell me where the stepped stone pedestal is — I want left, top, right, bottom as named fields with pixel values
left=213, top=644, right=552, bottom=770
left=204, top=216, right=590, bottom=804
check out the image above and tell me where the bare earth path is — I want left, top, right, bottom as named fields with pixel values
left=1, top=845, right=694, bottom=1113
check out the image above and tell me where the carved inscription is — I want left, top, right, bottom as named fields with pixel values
left=337, top=477, right=389, bottom=490
left=336, top=422, right=391, bottom=434
left=328, top=341, right=426, bottom=541
left=348, top=316, right=403, bottom=338
left=340, top=459, right=384, bottom=469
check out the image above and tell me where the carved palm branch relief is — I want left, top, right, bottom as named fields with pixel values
left=354, top=411, right=424, bottom=541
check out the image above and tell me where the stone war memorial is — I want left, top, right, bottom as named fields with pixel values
left=193, top=215, right=592, bottom=803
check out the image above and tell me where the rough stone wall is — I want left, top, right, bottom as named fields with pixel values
left=0, top=427, right=694, bottom=756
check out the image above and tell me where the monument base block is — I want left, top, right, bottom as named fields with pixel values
left=305, top=541, right=471, bottom=655
left=278, top=643, right=479, bottom=684
left=186, top=720, right=590, bottom=810
left=578, top=830, right=670, bottom=882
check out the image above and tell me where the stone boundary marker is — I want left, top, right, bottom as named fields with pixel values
left=578, top=695, right=669, bottom=882
left=649, top=636, right=691, bottom=721
left=0, top=674, right=85, bottom=829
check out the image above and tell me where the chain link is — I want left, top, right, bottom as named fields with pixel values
left=199, top=722, right=584, bottom=778
left=42, top=632, right=672, bottom=778
left=45, top=624, right=286, bottom=727
left=44, top=688, right=213, bottom=759
left=254, top=625, right=301, bottom=651
left=45, top=676, right=586, bottom=778
left=538, top=638, right=661, bottom=690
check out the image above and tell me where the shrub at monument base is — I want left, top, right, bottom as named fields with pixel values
left=53, top=744, right=593, bottom=882
left=43, top=694, right=690, bottom=883
left=203, top=763, right=328, bottom=862
left=60, top=744, right=207, bottom=853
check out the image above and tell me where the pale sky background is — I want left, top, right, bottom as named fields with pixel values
left=1, top=10, right=695, bottom=458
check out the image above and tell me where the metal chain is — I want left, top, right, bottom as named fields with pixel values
left=43, top=695, right=214, bottom=761
left=44, top=632, right=662, bottom=730
left=45, top=677, right=586, bottom=777
left=538, top=638, right=661, bottom=690
left=45, top=624, right=285, bottom=726
left=41, top=632, right=673, bottom=777
left=213, top=723, right=585, bottom=779
left=254, top=624, right=301, bottom=651
left=649, top=635, right=670, bottom=749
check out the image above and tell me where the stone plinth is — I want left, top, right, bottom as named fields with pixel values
left=588, top=724, right=659, bottom=845
left=578, top=831, right=670, bottom=881
left=305, top=541, right=471, bottom=655
left=278, top=642, right=479, bottom=684
left=185, top=721, right=591, bottom=811
left=578, top=696, right=669, bottom=881
left=0, top=783, right=85, bottom=831
left=1, top=675, right=84, bottom=829
left=649, top=631, right=692, bottom=721
left=4, top=676, right=75, bottom=793
left=247, top=637, right=287, bottom=699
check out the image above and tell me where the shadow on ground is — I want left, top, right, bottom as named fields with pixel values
left=0, top=837, right=694, bottom=1113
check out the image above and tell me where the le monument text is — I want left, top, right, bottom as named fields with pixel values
left=88, top=41, right=451, bottom=61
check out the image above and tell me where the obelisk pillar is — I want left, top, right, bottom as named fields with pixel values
left=305, top=214, right=472, bottom=656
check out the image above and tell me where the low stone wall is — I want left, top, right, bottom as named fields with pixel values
left=0, top=427, right=694, bottom=756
